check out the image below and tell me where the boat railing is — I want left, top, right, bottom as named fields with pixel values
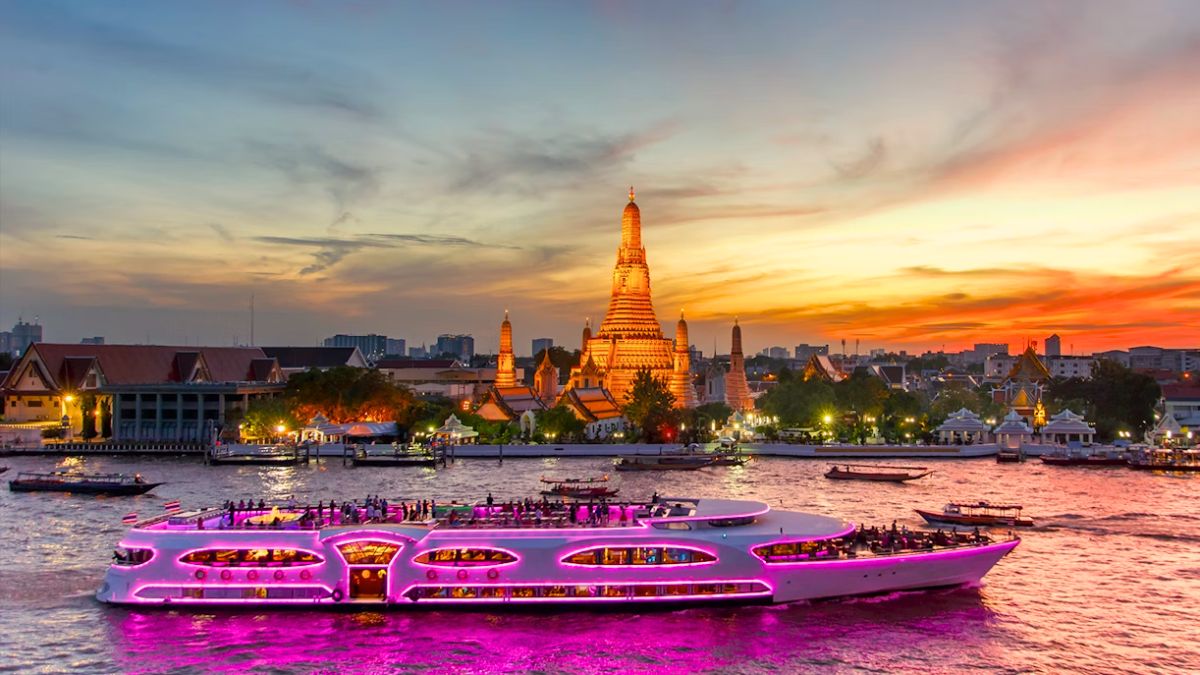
left=758, top=530, right=1019, bottom=564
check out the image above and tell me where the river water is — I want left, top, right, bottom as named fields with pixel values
left=0, top=454, right=1196, bottom=674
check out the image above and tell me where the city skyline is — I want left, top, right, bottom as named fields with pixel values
left=2, top=2, right=1199, bottom=354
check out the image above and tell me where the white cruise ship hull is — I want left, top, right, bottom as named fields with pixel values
left=97, top=500, right=1018, bottom=608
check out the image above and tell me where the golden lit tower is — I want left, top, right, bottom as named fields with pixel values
left=495, top=310, right=517, bottom=387
left=571, top=188, right=677, bottom=403
left=725, top=318, right=752, bottom=411
left=670, top=311, right=698, bottom=408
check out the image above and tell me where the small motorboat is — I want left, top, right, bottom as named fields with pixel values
left=708, top=452, right=750, bottom=467
left=9, top=471, right=162, bottom=496
left=915, top=501, right=1034, bottom=528
left=1040, top=453, right=1128, bottom=467
left=0, top=466, right=9, bottom=475
left=614, top=455, right=714, bottom=471
left=539, top=475, right=619, bottom=499
left=1126, top=448, right=1200, bottom=472
left=824, top=464, right=931, bottom=482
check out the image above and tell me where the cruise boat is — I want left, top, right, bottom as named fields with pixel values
left=9, top=471, right=161, bottom=495
left=614, top=455, right=713, bottom=471
left=915, top=501, right=1034, bottom=528
left=539, top=476, right=619, bottom=499
left=96, top=497, right=1019, bottom=607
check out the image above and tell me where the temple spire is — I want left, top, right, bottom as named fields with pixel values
left=629, top=185, right=635, bottom=202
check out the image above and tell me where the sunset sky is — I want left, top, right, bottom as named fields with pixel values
left=1, top=1, right=1198, bottom=356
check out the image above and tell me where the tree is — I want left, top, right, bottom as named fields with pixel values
left=694, top=401, right=733, bottom=437
left=757, top=377, right=836, bottom=428
left=99, top=399, right=113, bottom=439
left=622, top=369, right=678, bottom=443
left=81, top=393, right=98, bottom=440
left=833, top=370, right=890, bottom=418
left=285, top=366, right=417, bottom=426
left=928, top=385, right=1001, bottom=424
left=242, top=398, right=301, bottom=441
left=1047, top=361, right=1159, bottom=440
left=536, top=405, right=586, bottom=441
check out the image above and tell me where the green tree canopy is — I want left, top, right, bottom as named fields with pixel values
left=285, top=366, right=418, bottom=426
left=242, top=398, right=302, bottom=441
left=833, top=370, right=890, bottom=418
left=536, top=405, right=586, bottom=441
left=622, top=369, right=678, bottom=443
left=757, top=377, right=836, bottom=427
left=1047, top=360, right=1160, bottom=440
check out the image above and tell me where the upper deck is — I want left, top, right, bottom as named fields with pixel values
left=132, top=496, right=851, bottom=540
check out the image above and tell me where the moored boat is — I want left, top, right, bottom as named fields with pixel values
left=1040, top=453, right=1128, bottom=467
left=96, top=495, right=1019, bottom=607
left=824, top=464, right=931, bottom=482
left=1126, top=448, right=1200, bottom=472
left=915, top=501, right=1034, bottom=528
left=996, top=450, right=1024, bottom=463
left=614, top=455, right=714, bottom=471
left=539, top=475, right=619, bottom=499
left=9, top=471, right=162, bottom=495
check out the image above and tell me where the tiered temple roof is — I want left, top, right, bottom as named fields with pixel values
left=569, top=189, right=695, bottom=406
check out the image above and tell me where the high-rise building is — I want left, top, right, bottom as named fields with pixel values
left=80, top=337, right=106, bottom=345
left=385, top=338, right=406, bottom=357
left=1044, top=334, right=1062, bottom=357
left=323, top=334, right=388, bottom=362
left=435, top=334, right=474, bottom=362
left=3, top=319, right=43, bottom=356
left=794, top=344, right=829, bottom=361
left=531, top=338, right=554, bottom=358
left=966, top=342, right=1008, bottom=365
left=408, top=345, right=428, bottom=359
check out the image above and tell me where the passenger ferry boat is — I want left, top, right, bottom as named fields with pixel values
left=10, top=471, right=161, bottom=495
left=539, top=475, right=619, bottom=499
left=916, top=501, right=1035, bottom=528
left=97, top=497, right=1019, bottom=607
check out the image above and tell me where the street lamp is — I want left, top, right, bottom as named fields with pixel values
left=823, top=414, right=832, bottom=425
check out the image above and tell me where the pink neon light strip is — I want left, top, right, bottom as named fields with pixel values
left=645, top=503, right=772, bottom=524
left=756, top=538, right=1019, bottom=567
left=174, top=547, right=326, bottom=568
left=399, top=580, right=773, bottom=604
left=751, top=523, right=858, bottom=551
left=131, top=583, right=333, bottom=603
left=558, top=543, right=719, bottom=569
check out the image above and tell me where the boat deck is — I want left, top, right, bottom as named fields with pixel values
left=135, top=499, right=705, bottom=532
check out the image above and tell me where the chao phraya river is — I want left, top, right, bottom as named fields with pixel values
left=1, top=454, right=1196, bottom=674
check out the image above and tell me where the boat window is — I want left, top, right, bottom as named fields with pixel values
left=179, top=549, right=323, bottom=567
left=561, top=546, right=716, bottom=566
left=404, top=581, right=768, bottom=601
left=112, top=547, right=153, bottom=566
left=413, top=548, right=517, bottom=567
left=337, top=541, right=402, bottom=565
left=651, top=522, right=692, bottom=531
left=752, top=540, right=837, bottom=563
left=706, top=516, right=756, bottom=527
left=135, top=586, right=326, bottom=601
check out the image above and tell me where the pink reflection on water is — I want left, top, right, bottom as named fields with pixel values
left=104, top=587, right=1001, bottom=674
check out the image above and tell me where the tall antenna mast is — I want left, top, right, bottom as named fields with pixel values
left=249, top=293, right=255, bottom=346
